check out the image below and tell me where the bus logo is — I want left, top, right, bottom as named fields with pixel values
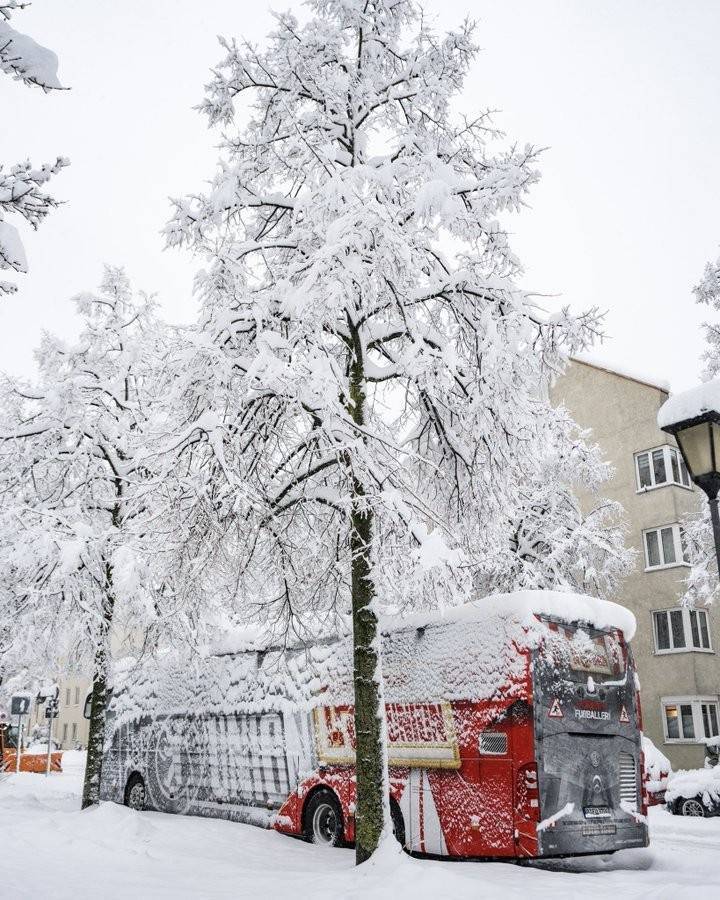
left=619, top=706, right=630, bottom=723
left=548, top=698, right=563, bottom=718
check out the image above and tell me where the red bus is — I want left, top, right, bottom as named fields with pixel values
left=100, top=590, right=649, bottom=858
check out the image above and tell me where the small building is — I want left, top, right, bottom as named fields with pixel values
left=22, top=676, right=91, bottom=751
left=553, top=357, right=718, bottom=770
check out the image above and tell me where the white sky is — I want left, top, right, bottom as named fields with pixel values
left=2, top=0, right=718, bottom=391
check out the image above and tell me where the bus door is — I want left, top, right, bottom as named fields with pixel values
left=403, top=768, right=448, bottom=856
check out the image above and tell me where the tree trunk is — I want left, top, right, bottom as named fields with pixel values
left=81, top=561, right=115, bottom=810
left=81, top=637, right=109, bottom=809
left=348, top=329, right=387, bottom=864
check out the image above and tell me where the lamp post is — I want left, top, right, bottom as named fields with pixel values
left=658, top=379, right=720, bottom=577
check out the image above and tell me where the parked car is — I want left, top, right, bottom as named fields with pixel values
left=666, top=752, right=720, bottom=818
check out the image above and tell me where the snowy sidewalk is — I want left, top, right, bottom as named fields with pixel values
left=1, top=757, right=719, bottom=899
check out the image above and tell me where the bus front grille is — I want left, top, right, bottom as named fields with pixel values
left=619, top=752, right=637, bottom=807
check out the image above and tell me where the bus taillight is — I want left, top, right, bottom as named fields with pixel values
left=517, top=763, right=540, bottom=822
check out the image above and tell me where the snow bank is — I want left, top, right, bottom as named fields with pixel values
left=665, top=764, right=720, bottom=809
left=8, top=774, right=719, bottom=900
left=657, top=379, right=720, bottom=429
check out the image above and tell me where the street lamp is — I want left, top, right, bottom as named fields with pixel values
left=658, top=379, right=720, bottom=574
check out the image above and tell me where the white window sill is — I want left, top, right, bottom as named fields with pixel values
left=644, top=562, right=690, bottom=573
left=654, top=647, right=714, bottom=655
left=662, top=738, right=705, bottom=745
left=636, top=483, right=693, bottom=494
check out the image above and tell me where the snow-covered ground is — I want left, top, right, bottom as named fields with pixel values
left=2, top=755, right=719, bottom=899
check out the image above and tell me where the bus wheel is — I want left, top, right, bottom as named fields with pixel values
left=680, top=797, right=706, bottom=817
left=390, top=798, right=406, bottom=850
left=124, top=774, right=146, bottom=811
left=303, top=789, right=344, bottom=847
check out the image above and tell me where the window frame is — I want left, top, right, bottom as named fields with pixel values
left=643, top=523, right=689, bottom=571
left=652, top=607, right=713, bottom=654
left=661, top=696, right=720, bottom=744
left=634, top=444, right=692, bottom=492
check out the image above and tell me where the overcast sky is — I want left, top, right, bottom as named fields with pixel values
left=2, top=0, right=718, bottom=391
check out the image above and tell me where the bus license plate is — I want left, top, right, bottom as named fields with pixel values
left=582, top=822, right=616, bottom=836
left=584, top=806, right=612, bottom=819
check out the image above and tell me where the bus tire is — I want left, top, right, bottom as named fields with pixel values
left=303, top=788, right=344, bottom=847
left=124, top=773, right=146, bottom=811
left=390, top=798, right=406, bottom=850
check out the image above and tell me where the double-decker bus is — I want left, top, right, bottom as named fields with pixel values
left=99, top=590, right=649, bottom=859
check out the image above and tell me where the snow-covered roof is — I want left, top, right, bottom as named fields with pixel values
left=657, top=379, right=720, bottom=429
left=383, top=589, right=636, bottom=641
left=572, top=353, right=670, bottom=393
left=210, top=589, right=637, bottom=656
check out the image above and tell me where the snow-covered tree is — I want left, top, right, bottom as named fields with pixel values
left=477, top=410, right=634, bottom=598
left=672, top=252, right=720, bottom=606
left=694, top=251, right=720, bottom=378
left=0, top=268, right=168, bottom=806
left=164, top=0, right=605, bottom=862
left=1, top=1, right=67, bottom=295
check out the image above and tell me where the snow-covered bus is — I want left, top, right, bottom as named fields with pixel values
left=99, top=590, right=649, bottom=859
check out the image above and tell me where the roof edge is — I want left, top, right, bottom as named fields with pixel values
left=569, top=355, right=670, bottom=394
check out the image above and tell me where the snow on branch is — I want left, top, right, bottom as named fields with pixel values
left=0, top=157, right=69, bottom=293
left=0, top=2, right=63, bottom=90
left=1, top=4, right=67, bottom=295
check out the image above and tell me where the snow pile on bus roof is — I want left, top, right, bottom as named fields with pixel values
left=385, top=589, right=636, bottom=641
left=107, top=590, right=635, bottom=728
left=658, top=378, right=720, bottom=428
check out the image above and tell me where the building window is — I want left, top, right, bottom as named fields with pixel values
left=653, top=608, right=712, bottom=653
left=62, top=723, right=68, bottom=742
left=635, top=445, right=691, bottom=491
left=65, top=688, right=71, bottom=706
left=662, top=698, right=720, bottom=743
left=71, top=723, right=78, bottom=740
left=74, top=687, right=80, bottom=705
left=643, top=524, right=688, bottom=570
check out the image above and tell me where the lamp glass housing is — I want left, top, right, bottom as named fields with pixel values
left=674, top=422, right=717, bottom=479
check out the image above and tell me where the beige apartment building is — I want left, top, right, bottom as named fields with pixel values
left=554, top=358, right=718, bottom=770
left=22, top=675, right=91, bottom=751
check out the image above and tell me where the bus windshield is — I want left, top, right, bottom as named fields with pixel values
left=542, top=621, right=627, bottom=683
